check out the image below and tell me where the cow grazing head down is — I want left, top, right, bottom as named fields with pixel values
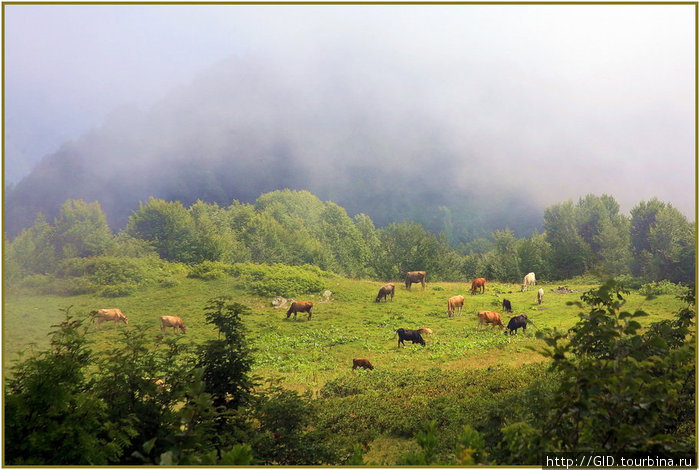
left=160, top=315, right=187, bottom=333
left=470, top=278, right=486, bottom=295
left=505, top=314, right=528, bottom=335
left=375, top=283, right=395, bottom=302
left=286, top=301, right=313, bottom=320
left=502, top=298, right=513, bottom=313
left=521, top=272, right=536, bottom=292
left=477, top=311, right=505, bottom=329
left=91, top=308, right=128, bottom=327
left=396, top=328, right=426, bottom=347
left=352, top=358, right=374, bottom=370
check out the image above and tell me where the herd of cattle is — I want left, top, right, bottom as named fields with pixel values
left=90, top=271, right=544, bottom=373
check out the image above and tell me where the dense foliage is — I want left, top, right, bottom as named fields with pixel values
left=5, top=285, right=695, bottom=465
left=5, top=191, right=695, bottom=293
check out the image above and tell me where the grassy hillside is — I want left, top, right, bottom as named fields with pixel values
left=4, top=273, right=685, bottom=389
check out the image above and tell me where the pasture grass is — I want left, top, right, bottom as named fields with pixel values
left=3, top=275, right=685, bottom=388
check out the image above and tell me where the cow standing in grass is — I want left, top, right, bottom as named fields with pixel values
left=447, top=295, right=465, bottom=317
left=286, top=301, right=313, bottom=320
left=502, top=298, right=513, bottom=313
left=477, top=310, right=505, bottom=329
left=352, top=358, right=374, bottom=370
left=91, top=308, right=128, bottom=328
left=537, top=288, right=544, bottom=304
left=396, top=328, right=426, bottom=347
left=521, top=272, right=536, bottom=291
left=505, top=314, right=528, bottom=335
left=160, top=315, right=187, bottom=333
left=376, top=283, right=395, bottom=302
left=471, top=278, right=486, bottom=295
left=405, top=271, right=426, bottom=290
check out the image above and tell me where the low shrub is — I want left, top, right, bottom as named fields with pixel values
left=638, top=280, right=686, bottom=296
left=230, top=263, right=331, bottom=297
left=187, top=261, right=236, bottom=280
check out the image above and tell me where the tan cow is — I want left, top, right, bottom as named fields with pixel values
left=405, top=271, right=426, bottom=290
left=286, top=301, right=313, bottom=320
left=477, top=310, right=505, bottom=329
left=418, top=328, right=433, bottom=335
left=447, top=295, right=465, bottom=317
left=91, top=308, right=128, bottom=327
left=160, top=315, right=187, bottom=333
left=376, top=283, right=395, bottom=302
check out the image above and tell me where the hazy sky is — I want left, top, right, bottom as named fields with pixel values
left=4, top=4, right=696, bottom=218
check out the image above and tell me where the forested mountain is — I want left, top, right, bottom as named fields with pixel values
left=5, top=189, right=695, bottom=288
left=5, top=56, right=545, bottom=240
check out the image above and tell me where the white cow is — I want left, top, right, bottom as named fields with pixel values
left=537, top=288, right=544, bottom=305
left=160, top=315, right=187, bottom=333
left=521, top=272, right=536, bottom=292
left=92, top=308, right=128, bottom=327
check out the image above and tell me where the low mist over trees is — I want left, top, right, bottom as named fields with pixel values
left=5, top=189, right=695, bottom=289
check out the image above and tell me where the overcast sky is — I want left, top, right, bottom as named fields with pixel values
left=4, top=4, right=696, bottom=218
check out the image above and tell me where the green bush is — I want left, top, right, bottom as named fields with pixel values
left=100, top=283, right=138, bottom=297
left=229, top=263, right=331, bottom=297
left=187, top=261, right=236, bottom=280
left=638, top=279, right=685, bottom=296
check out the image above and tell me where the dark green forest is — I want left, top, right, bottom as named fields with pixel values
left=5, top=189, right=695, bottom=292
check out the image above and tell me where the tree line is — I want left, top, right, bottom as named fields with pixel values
left=5, top=189, right=695, bottom=286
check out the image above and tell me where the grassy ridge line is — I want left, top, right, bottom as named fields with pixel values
left=3, top=275, right=684, bottom=388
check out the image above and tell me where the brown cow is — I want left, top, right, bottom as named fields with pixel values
left=160, top=315, right=187, bottom=333
left=477, top=310, right=505, bottom=329
left=352, top=358, right=374, bottom=371
left=286, top=301, right=313, bottom=320
left=375, top=283, right=395, bottom=302
left=418, top=328, right=433, bottom=335
left=447, top=295, right=465, bottom=317
left=471, top=278, right=486, bottom=295
left=91, top=308, right=128, bottom=327
left=405, top=271, right=426, bottom=290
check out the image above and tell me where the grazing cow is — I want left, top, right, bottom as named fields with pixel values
left=375, top=283, right=395, bottom=302
left=447, top=295, right=465, bottom=317
left=405, top=271, right=427, bottom=290
left=396, top=328, right=426, bottom=347
left=521, top=272, right=536, bottom=291
left=502, top=298, right=513, bottom=313
left=418, top=328, right=433, bottom=335
left=160, top=315, right=187, bottom=333
left=352, top=358, right=374, bottom=370
left=477, top=310, right=505, bottom=329
left=91, top=308, right=128, bottom=327
left=286, top=301, right=313, bottom=320
left=537, top=288, right=544, bottom=305
left=470, top=278, right=486, bottom=295
left=505, top=314, right=528, bottom=335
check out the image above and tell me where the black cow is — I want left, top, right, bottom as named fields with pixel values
left=505, top=314, right=528, bottom=335
left=396, top=328, right=426, bottom=347
left=502, top=298, right=512, bottom=313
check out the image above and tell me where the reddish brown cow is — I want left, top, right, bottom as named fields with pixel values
left=91, top=308, right=128, bottom=327
left=471, top=278, right=486, bottom=295
left=477, top=310, right=505, bottom=329
left=352, top=358, right=374, bottom=370
left=286, top=301, right=313, bottom=320
left=160, top=315, right=187, bottom=333
left=405, top=271, right=426, bottom=290
left=447, top=295, right=465, bottom=317
left=376, top=283, right=395, bottom=302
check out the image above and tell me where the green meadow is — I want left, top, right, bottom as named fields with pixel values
left=4, top=274, right=684, bottom=389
